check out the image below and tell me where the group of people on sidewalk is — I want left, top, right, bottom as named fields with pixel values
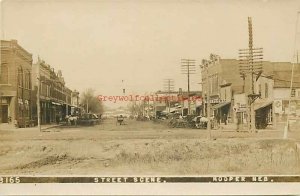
left=212, top=112, right=244, bottom=131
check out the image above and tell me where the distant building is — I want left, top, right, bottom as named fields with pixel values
left=0, top=40, right=33, bottom=127
left=32, top=58, right=78, bottom=124
left=177, top=91, right=202, bottom=116
left=71, top=90, right=80, bottom=115
left=32, top=58, right=52, bottom=124
left=64, top=87, right=72, bottom=117
left=154, top=90, right=202, bottom=117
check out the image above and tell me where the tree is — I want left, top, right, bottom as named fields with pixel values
left=80, top=88, right=103, bottom=114
left=127, top=101, right=143, bottom=116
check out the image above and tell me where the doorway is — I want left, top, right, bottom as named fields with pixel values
left=1, top=105, right=8, bottom=123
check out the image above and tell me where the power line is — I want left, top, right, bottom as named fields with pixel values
left=163, top=79, right=175, bottom=113
left=253, top=72, right=300, bottom=84
left=238, top=17, right=262, bottom=132
left=181, top=59, right=196, bottom=115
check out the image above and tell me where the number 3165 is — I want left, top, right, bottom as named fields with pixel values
left=0, top=177, right=20, bottom=183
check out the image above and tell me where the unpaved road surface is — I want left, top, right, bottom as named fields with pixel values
left=0, top=119, right=300, bottom=175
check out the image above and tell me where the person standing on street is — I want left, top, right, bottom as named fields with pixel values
left=236, top=112, right=241, bottom=131
left=223, top=113, right=227, bottom=125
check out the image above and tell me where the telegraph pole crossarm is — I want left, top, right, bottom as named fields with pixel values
left=163, top=79, right=175, bottom=114
left=238, top=17, right=264, bottom=132
left=181, top=59, right=196, bottom=115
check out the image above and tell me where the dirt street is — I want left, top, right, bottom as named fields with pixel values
left=0, top=119, right=300, bottom=175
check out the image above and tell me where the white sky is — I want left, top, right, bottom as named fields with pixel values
left=1, top=0, right=300, bottom=107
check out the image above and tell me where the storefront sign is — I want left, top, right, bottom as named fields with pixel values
left=274, top=100, right=283, bottom=114
left=233, top=103, right=247, bottom=112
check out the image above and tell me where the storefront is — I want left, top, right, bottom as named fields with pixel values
left=274, top=99, right=300, bottom=122
left=40, top=101, right=51, bottom=124
left=51, top=102, right=62, bottom=123
left=254, top=100, right=273, bottom=129
left=0, top=96, right=11, bottom=123
left=213, top=101, right=231, bottom=124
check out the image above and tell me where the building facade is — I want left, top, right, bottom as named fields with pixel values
left=71, top=90, right=81, bottom=115
left=201, top=55, right=244, bottom=123
left=0, top=40, right=33, bottom=127
left=201, top=54, right=300, bottom=129
left=32, top=58, right=52, bottom=124
left=272, top=68, right=300, bottom=124
left=32, top=58, right=79, bottom=124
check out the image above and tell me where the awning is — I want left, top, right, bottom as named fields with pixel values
left=155, top=106, right=166, bottom=112
left=162, top=107, right=177, bottom=113
left=51, top=102, right=62, bottom=106
left=212, top=101, right=231, bottom=110
left=254, top=101, right=273, bottom=111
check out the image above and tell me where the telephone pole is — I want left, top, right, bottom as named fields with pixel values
left=284, top=12, right=300, bottom=139
left=238, top=17, right=263, bottom=132
left=181, top=59, right=196, bottom=115
left=37, top=62, right=41, bottom=132
left=163, top=79, right=175, bottom=113
left=200, top=59, right=211, bottom=140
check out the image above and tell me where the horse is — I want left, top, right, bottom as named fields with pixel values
left=66, top=115, right=78, bottom=126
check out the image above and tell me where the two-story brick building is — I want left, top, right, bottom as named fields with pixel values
left=0, top=40, right=33, bottom=127
left=32, top=58, right=79, bottom=124
left=201, top=55, right=244, bottom=123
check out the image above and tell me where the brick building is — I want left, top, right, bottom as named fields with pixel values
left=201, top=54, right=300, bottom=129
left=0, top=40, right=33, bottom=127
left=201, top=55, right=244, bottom=123
left=32, top=58, right=78, bottom=124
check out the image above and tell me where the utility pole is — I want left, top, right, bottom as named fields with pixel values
left=238, top=17, right=263, bottom=132
left=181, top=59, right=196, bottom=115
left=163, top=79, right=175, bottom=113
left=284, top=12, right=300, bottom=139
left=200, top=59, right=211, bottom=140
left=86, top=100, right=89, bottom=113
left=37, top=62, right=41, bottom=132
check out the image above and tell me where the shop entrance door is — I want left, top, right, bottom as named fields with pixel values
left=1, top=105, right=8, bottom=123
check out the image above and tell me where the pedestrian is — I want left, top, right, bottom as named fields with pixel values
left=56, top=114, right=60, bottom=124
left=236, top=112, right=241, bottom=131
left=215, top=112, right=220, bottom=129
left=223, top=113, right=227, bottom=125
